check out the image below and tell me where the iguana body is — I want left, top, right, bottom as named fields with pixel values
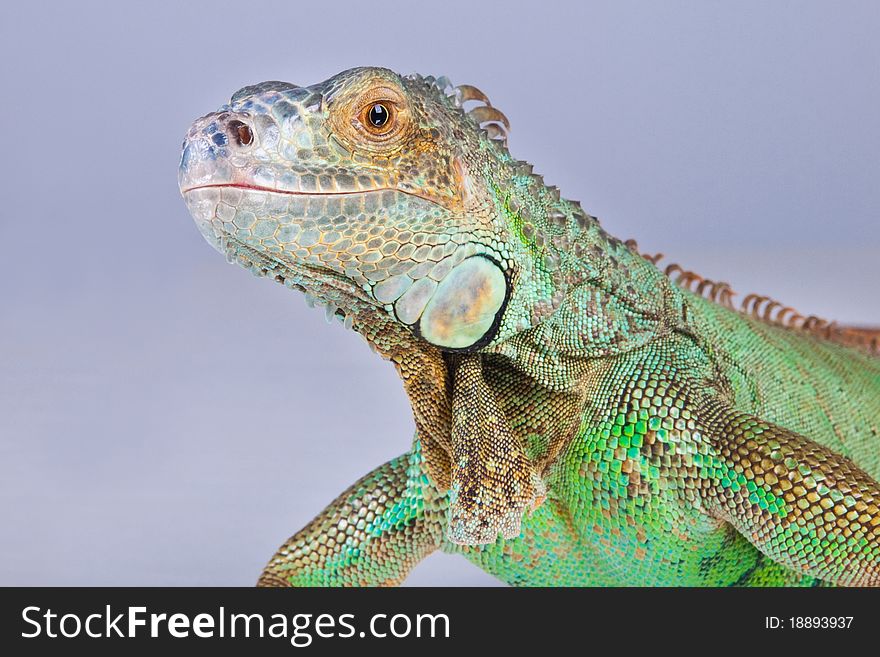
left=179, top=68, right=880, bottom=586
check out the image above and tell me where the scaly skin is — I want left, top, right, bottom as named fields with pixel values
left=179, top=67, right=880, bottom=586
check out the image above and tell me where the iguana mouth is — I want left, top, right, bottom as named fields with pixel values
left=181, top=182, right=389, bottom=196
left=181, top=182, right=446, bottom=210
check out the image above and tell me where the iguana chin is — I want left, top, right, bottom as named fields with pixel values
left=179, top=67, right=880, bottom=587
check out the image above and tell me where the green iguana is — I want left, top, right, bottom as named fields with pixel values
left=179, top=67, right=880, bottom=586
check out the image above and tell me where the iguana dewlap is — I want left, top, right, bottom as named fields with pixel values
left=180, top=67, right=880, bottom=586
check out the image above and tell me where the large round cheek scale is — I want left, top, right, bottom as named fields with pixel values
left=418, top=256, right=507, bottom=350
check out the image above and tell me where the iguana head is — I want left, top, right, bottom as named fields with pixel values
left=179, top=66, right=599, bottom=354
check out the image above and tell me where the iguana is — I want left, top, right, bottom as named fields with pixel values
left=179, top=67, right=880, bottom=586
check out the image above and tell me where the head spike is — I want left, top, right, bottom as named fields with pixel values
left=467, top=105, right=511, bottom=130
left=434, top=76, right=453, bottom=93
left=484, top=123, right=507, bottom=143
left=455, top=84, right=492, bottom=106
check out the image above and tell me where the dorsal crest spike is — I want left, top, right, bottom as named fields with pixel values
left=627, top=241, right=877, bottom=354
left=515, top=161, right=533, bottom=175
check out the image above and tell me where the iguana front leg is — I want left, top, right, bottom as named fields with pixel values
left=258, top=440, right=446, bottom=587
left=701, top=402, right=880, bottom=586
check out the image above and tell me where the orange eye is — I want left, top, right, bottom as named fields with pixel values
left=361, top=102, right=396, bottom=135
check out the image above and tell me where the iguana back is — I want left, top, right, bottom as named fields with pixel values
left=687, top=293, right=880, bottom=478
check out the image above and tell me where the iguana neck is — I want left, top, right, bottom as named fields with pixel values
left=485, top=167, right=686, bottom=389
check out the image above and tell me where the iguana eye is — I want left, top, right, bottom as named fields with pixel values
left=360, top=102, right=396, bottom=136
left=368, top=103, right=390, bottom=127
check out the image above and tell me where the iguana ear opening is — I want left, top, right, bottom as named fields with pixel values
left=446, top=353, right=545, bottom=545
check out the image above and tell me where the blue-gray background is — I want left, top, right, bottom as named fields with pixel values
left=1, top=1, right=877, bottom=585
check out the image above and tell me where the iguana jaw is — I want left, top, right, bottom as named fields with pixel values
left=181, top=172, right=511, bottom=353
left=183, top=179, right=460, bottom=316
left=181, top=184, right=389, bottom=332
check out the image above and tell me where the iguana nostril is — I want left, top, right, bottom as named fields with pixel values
left=227, top=120, right=253, bottom=146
